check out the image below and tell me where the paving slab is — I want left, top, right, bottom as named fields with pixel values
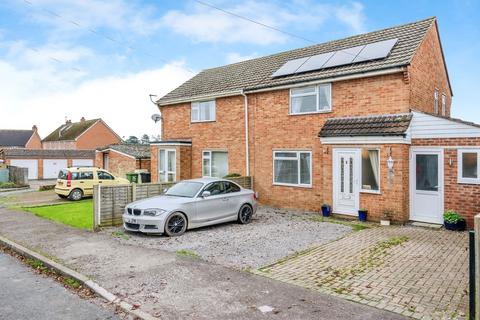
left=0, top=207, right=405, bottom=320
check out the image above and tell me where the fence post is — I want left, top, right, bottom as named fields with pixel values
left=475, top=214, right=480, bottom=320
left=470, top=230, right=476, bottom=320
left=132, top=183, right=137, bottom=202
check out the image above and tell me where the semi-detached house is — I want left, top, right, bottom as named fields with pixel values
left=151, top=17, right=480, bottom=227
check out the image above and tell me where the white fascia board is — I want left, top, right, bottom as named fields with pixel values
left=320, top=135, right=411, bottom=145
left=157, top=90, right=243, bottom=106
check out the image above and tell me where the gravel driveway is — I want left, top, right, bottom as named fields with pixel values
left=104, top=207, right=352, bottom=269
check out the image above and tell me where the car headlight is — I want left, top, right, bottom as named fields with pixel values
left=143, top=208, right=168, bottom=216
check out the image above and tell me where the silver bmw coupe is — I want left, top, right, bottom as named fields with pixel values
left=123, top=178, right=257, bottom=236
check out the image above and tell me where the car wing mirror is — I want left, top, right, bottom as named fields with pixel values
left=201, top=190, right=211, bottom=198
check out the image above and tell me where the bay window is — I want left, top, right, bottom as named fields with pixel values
left=273, top=151, right=311, bottom=187
left=192, top=100, right=215, bottom=122
left=290, top=83, right=331, bottom=114
left=203, top=151, right=228, bottom=178
left=361, top=149, right=380, bottom=192
left=458, top=149, right=480, bottom=184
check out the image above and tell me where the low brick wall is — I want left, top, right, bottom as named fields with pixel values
left=93, top=176, right=253, bottom=229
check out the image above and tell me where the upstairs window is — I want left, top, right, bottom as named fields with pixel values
left=441, top=94, right=446, bottom=116
left=458, top=149, right=480, bottom=184
left=192, top=100, right=215, bottom=122
left=434, top=90, right=439, bottom=114
left=290, top=84, right=331, bottom=114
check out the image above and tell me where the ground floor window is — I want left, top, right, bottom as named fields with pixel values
left=203, top=151, right=228, bottom=178
left=458, top=149, right=480, bottom=184
left=361, top=149, right=380, bottom=192
left=273, top=151, right=311, bottom=187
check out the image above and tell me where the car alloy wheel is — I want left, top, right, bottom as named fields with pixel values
left=69, top=189, right=83, bottom=201
left=165, top=212, right=187, bottom=236
left=238, top=204, right=253, bottom=224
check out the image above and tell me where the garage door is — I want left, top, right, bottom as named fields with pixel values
left=43, top=159, right=68, bottom=179
left=10, top=159, right=38, bottom=180
left=72, top=159, right=94, bottom=167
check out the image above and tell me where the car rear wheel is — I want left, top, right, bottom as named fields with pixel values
left=164, top=212, right=187, bottom=237
left=68, top=188, right=83, bottom=201
left=238, top=204, right=253, bottom=224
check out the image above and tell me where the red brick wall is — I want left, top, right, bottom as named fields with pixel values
left=408, top=21, right=452, bottom=115
left=94, top=151, right=136, bottom=178
left=76, top=121, right=122, bottom=150
left=412, top=138, right=480, bottom=228
left=26, top=131, right=42, bottom=149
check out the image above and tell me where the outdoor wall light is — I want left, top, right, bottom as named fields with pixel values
left=387, top=156, right=395, bottom=171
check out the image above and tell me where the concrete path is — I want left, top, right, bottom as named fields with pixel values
left=0, top=207, right=405, bottom=320
left=0, top=252, right=118, bottom=320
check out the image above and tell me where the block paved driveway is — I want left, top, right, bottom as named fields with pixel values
left=256, top=226, right=468, bottom=319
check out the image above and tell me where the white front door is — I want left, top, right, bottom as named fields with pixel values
left=333, top=149, right=360, bottom=215
left=410, top=149, right=444, bottom=224
left=43, top=159, right=68, bottom=179
left=158, top=149, right=176, bottom=182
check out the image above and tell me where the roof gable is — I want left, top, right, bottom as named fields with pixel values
left=43, top=119, right=100, bottom=142
left=159, top=17, right=435, bottom=105
left=0, top=130, right=34, bottom=147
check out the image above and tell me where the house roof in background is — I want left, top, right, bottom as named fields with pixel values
left=97, top=144, right=151, bottom=159
left=0, top=130, right=34, bottom=147
left=43, top=119, right=100, bottom=142
left=0, top=148, right=94, bottom=159
left=319, top=113, right=413, bottom=137
left=158, top=17, right=436, bottom=105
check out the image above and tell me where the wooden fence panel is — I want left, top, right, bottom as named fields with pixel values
left=93, top=177, right=253, bottom=229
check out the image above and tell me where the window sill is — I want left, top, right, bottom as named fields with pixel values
left=191, top=120, right=216, bottom=123
left=273, top=182, right=312, bottom=189
left=360, top=190, right=381, bottom=195
left=289, top=110, right=332, bottom=116
left=457, top=179, right=480, bottom=185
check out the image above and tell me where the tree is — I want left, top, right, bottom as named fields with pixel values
left=141, top=134, right=150, bottom=144
left=125, top=136, right=139, bottom=144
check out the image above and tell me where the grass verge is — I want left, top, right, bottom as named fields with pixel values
left=176, top=249, right=199, bottom=258
left=22, top=200, right=93, bottom=230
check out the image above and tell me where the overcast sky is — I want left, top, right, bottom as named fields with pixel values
left=1, top=0, right=479, bottom=139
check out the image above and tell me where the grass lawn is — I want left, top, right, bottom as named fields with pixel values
left=22, top=199, right=93, bottom=230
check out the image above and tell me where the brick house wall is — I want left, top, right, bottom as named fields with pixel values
left=408, top=21, right=452, bottom=115
left=412, top=138, right=480, bottom=227
left=76, top=121, right=122, bottom=150
left=95, top=150, right=150, bottom=178
left=42, top=140, right=77, bottom=150
left=25, top=130, right=42, bottom=149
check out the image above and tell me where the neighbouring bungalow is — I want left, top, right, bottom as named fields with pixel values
left=0, top=125, right=42, bottom=149
left=150, top=17, right=479, bottom=227
left=95, top=144, right=151, bottom=179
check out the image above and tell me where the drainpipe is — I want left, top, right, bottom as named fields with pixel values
left=241, top=90, right=250, bottom=177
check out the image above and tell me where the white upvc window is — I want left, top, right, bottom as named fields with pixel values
left=273, top=151, right=312, bottom=187
left=361, top=149, right=380, bottom=193
left=290, top=83, right=331, bottom=115
left=191, top=100, right=216, bottom=122
left=203, top=150, right=228, bottom=178
left=458, top=149, right=480, bottom=184
left=441, top=94, right=446, bottom=116
left=434, top=89, right=439, bottom=114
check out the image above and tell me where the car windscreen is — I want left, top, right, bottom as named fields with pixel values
left=165, top=181, right=204, bottom=198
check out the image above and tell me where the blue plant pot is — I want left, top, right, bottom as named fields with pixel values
left=321, top=205, right=331, bottom=217
left=444, top=220, right=466, bottom=231
left=358, top=210, right=368, bottom=222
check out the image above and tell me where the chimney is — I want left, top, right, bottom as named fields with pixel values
left=80, top=117, right=86, bottom=122
left=32, top=125, right=38, bottom=132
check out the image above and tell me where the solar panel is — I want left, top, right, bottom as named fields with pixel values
left=295, top=52, right=335, bottom=74
left=271, top=56, right=309, bottom=77
left=322, top=44, right=365, bottom=68
left=353, top=38, right=398, bottom=63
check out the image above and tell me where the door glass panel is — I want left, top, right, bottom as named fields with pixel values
left=349, top=157, right=353, bottom=193
left=340, top=157, right=344, bottom=192
left=159, top=150, right=165, bottom=171
left=168, top=151, right=176, bottom=172
left=416, top=154, right=438, bottom=191
left=167, top=173, right=175, bottom=182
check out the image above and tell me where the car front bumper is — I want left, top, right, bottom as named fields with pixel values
left=122, top=214, right=166, bottom=234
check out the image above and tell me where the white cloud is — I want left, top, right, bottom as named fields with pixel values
left=0, top=60, right=195, bottom=139
left=225, top=52, right=259, bottom=64
left=161, top=0, right=367, bottom=45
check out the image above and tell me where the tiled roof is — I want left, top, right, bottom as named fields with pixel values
left=0, top=148, right=94, bottom=159
left=43, top=119, right=100, bottom=142
left=319, top=113, right=412, bottom=137
left=158, top=17, right=435, bottom=105
left=0, top=130, right=34, bottom=147
left=98, top=144, right=151, bottom=159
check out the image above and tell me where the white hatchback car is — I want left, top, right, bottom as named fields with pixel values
left=123, top=178, right=257, bottom=236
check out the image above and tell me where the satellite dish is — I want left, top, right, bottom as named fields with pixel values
left=151, top=114, right=161, bottom=123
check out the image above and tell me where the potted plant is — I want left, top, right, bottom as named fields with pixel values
left=443, top=210, right=466, bottom=231
left=380, top=209, right=393, bottom=226
left=321, top=203, right=331, bottom=217
left=358, top=208, right=368, bottom=222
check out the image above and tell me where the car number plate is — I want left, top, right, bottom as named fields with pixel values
left=125, top=218, right=137, bottom=224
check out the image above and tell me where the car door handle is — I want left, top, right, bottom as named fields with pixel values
left=79, top=181, right=84, bottom=184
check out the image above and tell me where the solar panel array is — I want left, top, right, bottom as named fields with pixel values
left=271, top=38, right=398, bottom=78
